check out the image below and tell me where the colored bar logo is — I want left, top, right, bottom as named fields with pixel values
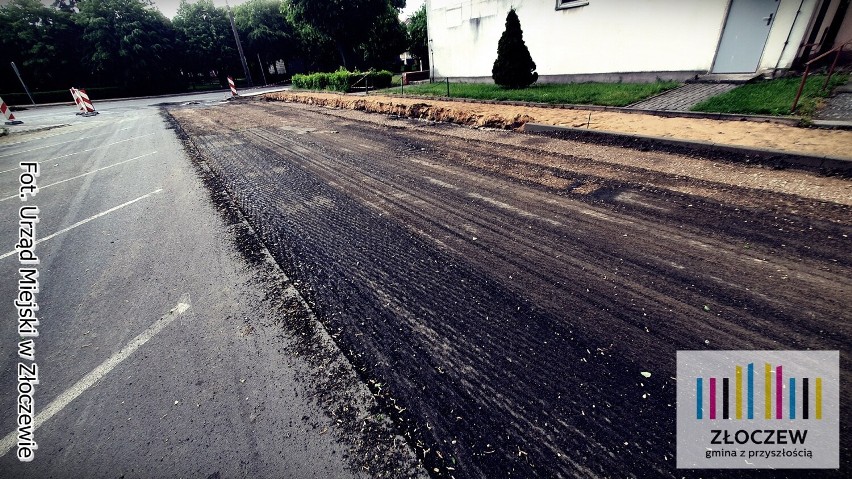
left=694, top=361, right=823, bottom=420
left=677, top=350, right=838, bottom=469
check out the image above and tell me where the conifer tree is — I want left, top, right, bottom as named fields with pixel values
left=492, top=8, right=538, bottom=89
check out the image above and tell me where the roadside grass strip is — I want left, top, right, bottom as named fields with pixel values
left=691, top=74, right=849, bottom=117
left=376, top=81, right=680, bottom=107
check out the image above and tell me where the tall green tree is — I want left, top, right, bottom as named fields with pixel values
left=285, top=0, right=405, bottom=69
left=233, top=0, right=298, bottom=78
left=52, top=0, right=79, bottom=12
left=0, top=0, right=82, bottom=92
left=76, top=0, right=179, bottom=91
left=173, top=0, right=239, bottom=86
left=362, top=1, right=407, bottom=71
left=51, top=0, right=77, bottom=12
left=492, top=8, right=537, bottom=89
left=406, top=3, right=428, bottom=69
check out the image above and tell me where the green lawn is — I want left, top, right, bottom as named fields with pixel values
left=380, top=81, right=680, bottom=107
left=691, top=74, right=849, bottom=117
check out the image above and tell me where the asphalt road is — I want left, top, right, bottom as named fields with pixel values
left=170, top=100, right=850, bottom=479
left=0, top=92, right=420, bottom=478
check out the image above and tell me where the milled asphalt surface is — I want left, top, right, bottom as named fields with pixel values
left=170, top=100, right=850, bottom=478
left=0, top=93, right=421, bottom=478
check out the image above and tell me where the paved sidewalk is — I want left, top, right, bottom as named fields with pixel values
left=815, top=79, right=852, bottom=122
left=628, top=83, right=739, bottom=111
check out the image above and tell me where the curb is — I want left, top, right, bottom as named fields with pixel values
left=8, top=89, right=231, bottom=110
left=11, top=87, right=290, bottom=111
left=811, top=119, right=852, bottom=130
left=521, top=123, right=852, bottom=173
left=10, top=101, right=76, bottom=110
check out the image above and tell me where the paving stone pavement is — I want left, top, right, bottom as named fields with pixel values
left=814, top=80, right=852, bottom=121
left=628, top=83, right=739, bottom=111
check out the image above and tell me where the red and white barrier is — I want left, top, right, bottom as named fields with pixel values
left=77, top=89, right=96, bottom=113
left=70, top=88, right=85, bottom=113
left=70, top=87, right=98, bottom=116
left=228, top=76, right=238, bottom=97
left=0, top=96, right=23, bottom=125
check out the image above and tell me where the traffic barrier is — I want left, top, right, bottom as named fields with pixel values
left=0, top=96, right=23, bottom=125
left=70, top=88, right=86, bottom=113
left=228, top=76, right=238, bottom=96
left=76, top=88, right=98, bottom=116
left=70, top=88, right=98, bottom=116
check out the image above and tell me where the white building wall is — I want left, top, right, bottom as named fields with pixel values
left=426, top=0, right=816, bottom=81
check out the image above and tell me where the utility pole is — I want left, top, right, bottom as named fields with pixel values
left=10, top=62, right=35, bottom=105
left=226, top=1, right=253, bottom=88
left=429, top=39, right=435, bottom=83
left=257, top=53, right=268, bottom=86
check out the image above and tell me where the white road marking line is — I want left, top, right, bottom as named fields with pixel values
left=0, top=130, right=117, bottom=159
left=0, top=133, right=156, bottom=174
left=0, top=152, right=157, bottom=202
left=0, top=294, right=191, bottom=458
left=0, top=188, right=163, bottom=260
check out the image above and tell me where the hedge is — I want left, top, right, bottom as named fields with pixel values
left=292, top=68, right=393, bottom=92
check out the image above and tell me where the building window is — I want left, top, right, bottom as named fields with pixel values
left=555, top=0, right=589, bottom=10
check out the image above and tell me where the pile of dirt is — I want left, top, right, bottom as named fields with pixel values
left=262, top=91, right=534, bottom=130
left=261, top=91, right=852, bottom=160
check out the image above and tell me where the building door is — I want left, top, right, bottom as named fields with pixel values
left=712, top=0, right=780, bottom=73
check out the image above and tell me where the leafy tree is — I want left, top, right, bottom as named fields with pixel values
left=0, top=0, right=83, bottom=92
left=173, top=0, right=238, bottom=86
left=361, top=1, right=407, bottom=71
left=52, top=0, right=79, bottom=12
left=285, top=0, right=403, bottom=69
left=75, top=0, right=179, bottom=91
left=233, top=0, right=298, bottom=78
left=492, top=8, right=537, bottom=89
left=406, top=3, right=428, bottom=69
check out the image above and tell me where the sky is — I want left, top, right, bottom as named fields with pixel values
left=153, top=0, right=425, bottom=21
left=153, top=0, right=248, bottom=19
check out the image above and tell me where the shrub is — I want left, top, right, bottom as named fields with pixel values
left=292, top=72, right=329, bottom=90
left=369, top=70, right=393, bottom=89
left=291, top=69, right=393, bottom=92
left=492, top=9, right=538, bottom=89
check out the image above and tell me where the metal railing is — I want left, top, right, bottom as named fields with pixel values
left=350, top=73, right=372, bottom=95
left=791, top=37, right=852, bottom=111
